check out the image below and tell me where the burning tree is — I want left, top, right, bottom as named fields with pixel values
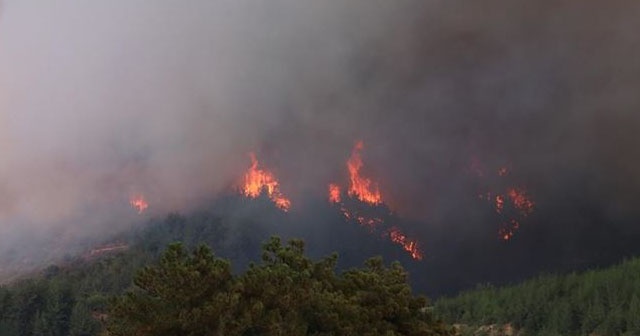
left=241, top=152, right=291, bottom=211
left=330, top=141, right=424, bottom=260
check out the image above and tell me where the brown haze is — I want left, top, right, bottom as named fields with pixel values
left=1, top=1, right=639, bottom=279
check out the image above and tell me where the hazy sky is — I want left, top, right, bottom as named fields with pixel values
left=1, top=1, right=640, bottom=276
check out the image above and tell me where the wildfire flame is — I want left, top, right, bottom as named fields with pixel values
left=130, top=195, right=149, bottom=214
left=329, top=183, right=341, bottom=203
left=496, top=188, right=534, bottom=240
left=347, top=141, right=382, bottom=205
left=507, top=188, right=535, bottom=216
left=499, top=219, right=521, bottom=241
left=388, top=227, right=423, bottom=260
left=328, top=141, right=424, bottom=260
left=242, top=152, right=291, bottom=211
left=472, top=160, right=536, bottom=241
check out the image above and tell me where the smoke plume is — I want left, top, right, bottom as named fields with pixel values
left=1, top=1, right=640, bottom=292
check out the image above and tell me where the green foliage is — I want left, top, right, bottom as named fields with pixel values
left=0, top=279, right=76, bottom=336
left=435, top=258, right=640, bottom=335
left=0, top=200, right=427, bottom=335
left=107, top=237, right=453, bottom=336
left=68, top=302, right=101, bottom=336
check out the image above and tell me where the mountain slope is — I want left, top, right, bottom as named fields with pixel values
left=0, top=195, right=426, bottom=335
left=435, top=258, right=640, bottom=335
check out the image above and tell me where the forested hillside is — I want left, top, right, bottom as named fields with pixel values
left=5, top=195, right=640, bottom=335
left=0, top=204, right=272, bottom=335
left=435, top=258, right=640, bottom=335
left=106, top=238, right=452, bottom=335
left=0, top=197, right=430, bottom=335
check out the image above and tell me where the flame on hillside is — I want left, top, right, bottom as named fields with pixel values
left=388, top=227, right=422, bottom=260
left=347, top=141, right=382, bottom=205
left=242, top=152, right=291, bottom=211
left=130, top=195, right=149, bottom=214
left=329, top=183, right=341, bottom=203
left=329, top=141, right=423, bottom=260
left=474, top=162, right=536, bottom=241
left=507, top=188, right=535, bottom=216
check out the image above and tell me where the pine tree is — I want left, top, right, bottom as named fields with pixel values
left=68, top=302, right=101, bottom=336
left=626, top=294, right=640, bottom=334
left=107, top=238, right=454, bottom=336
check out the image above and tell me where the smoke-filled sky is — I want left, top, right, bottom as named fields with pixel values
left=1, top=1, right=640, bottom=283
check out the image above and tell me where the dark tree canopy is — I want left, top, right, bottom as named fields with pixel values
left=436, top=258, right=640, bottom=335
left=107, top=237, right=453, bottom=336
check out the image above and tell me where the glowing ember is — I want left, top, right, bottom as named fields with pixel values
left=507, top=188, right=535, bottom=216
left=334, top=203, right=381, bottom=231
left=354, top=215, right=383, bottom=229
left=242, top=152, right=291, bottom=211
left=499, top=219, right=521, bottom=241
left=495, top=195, right=505, bottom=214
left=130, top=195, right=149, bottom=214
left=347, top=141, right=382, bottom=205
left=472, top=158, right=536, bottom=241
left=500, top=229, right=513, bottom=241
left=329, top=183, right=341, bottom=203
left=388, top=227, right=423, bottom=260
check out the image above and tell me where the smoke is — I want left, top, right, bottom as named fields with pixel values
left=1, top=0, right=640, bottom=291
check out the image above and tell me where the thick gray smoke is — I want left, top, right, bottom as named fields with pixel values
left=1, top=1, right=640, bottom=286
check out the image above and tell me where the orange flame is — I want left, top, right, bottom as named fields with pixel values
left=326, top=141, right=424, bottom=261
left=492, top=189, right=531, bottom=240
left=130, top=195, right=149, bottom=214
left=242, top=152, right=291, bottom=211
left=347, top=141, right=382, bottom=205
left=328, top=183, right=341, bottom=203
left=388, top=227, right=423, bottom=260
left=472, top=158, right=536, bottom=241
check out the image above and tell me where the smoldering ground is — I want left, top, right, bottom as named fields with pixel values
left=1, top=1, right=640, bottom=293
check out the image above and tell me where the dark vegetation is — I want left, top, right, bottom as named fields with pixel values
left=3, top=194, right=640, bottom=335
left=0, top=196, right=445, bottom=335
left=107, top=238, right=452, bottom=335
left=435, top=258, right=640, bottom=335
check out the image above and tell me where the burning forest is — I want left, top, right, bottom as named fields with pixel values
left=129, top=194, right=149, bottom=214
left=328, top=141, right=423, bottom=260
left=240, top=152, right=291, bottom=212
left=472, top=161, right=536, bottom=241
left=233, top=141, right=424, bottom=260
left=1, top=0, right=640, bottom=300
